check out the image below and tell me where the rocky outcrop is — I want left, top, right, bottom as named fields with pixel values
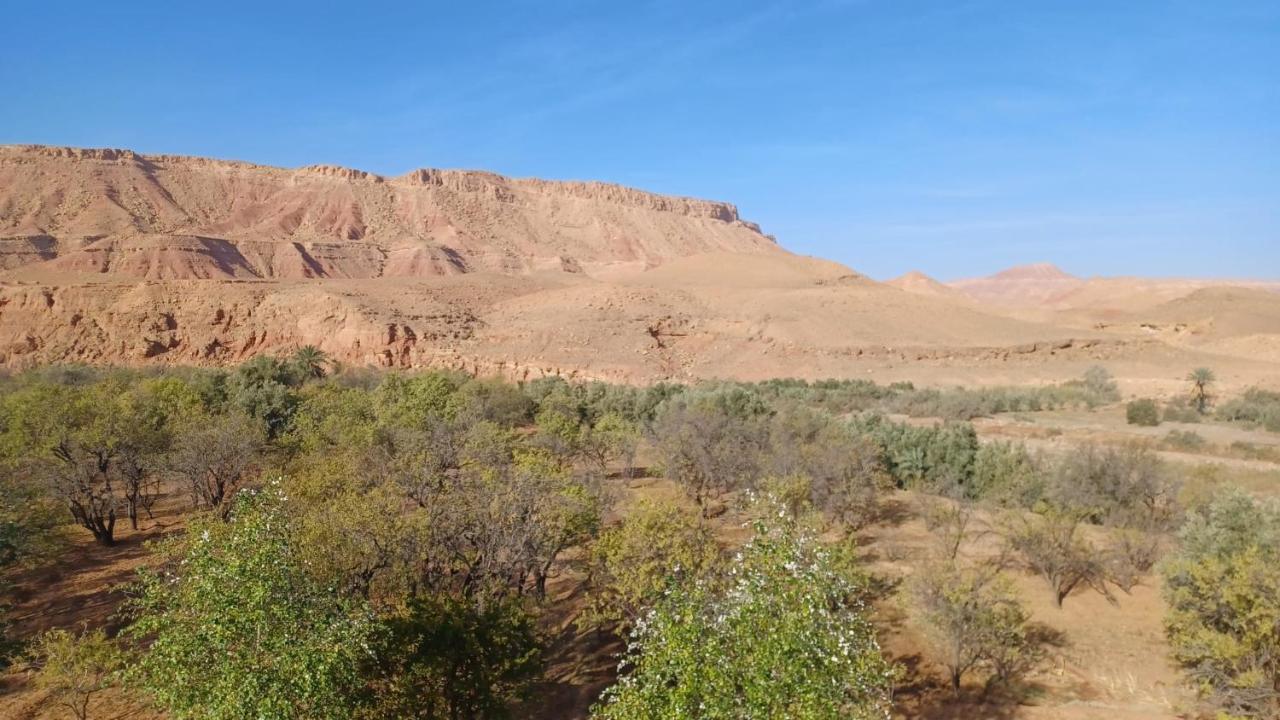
left=0, top=144, right=776, bottom=280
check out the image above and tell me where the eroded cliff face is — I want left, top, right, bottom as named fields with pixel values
left=0, top=144, right=776, bottom=280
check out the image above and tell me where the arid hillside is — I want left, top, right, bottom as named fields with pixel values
left=0, top=144, right=776, bottom=279
left=0, top=146, right=1277, bottom=393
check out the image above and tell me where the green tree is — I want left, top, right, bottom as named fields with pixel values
left=125, top=482, right=378, bottom=720
left=374, top=594, right=542, bottom=720
left=592, top=517, right=896, bottom=719
left=580, top=498, right=719, bottom=629
left=291, top=345, right=331, bottom=381
left=1188, top=368, right=1216, bottom=415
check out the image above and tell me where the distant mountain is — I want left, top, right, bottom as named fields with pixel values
left=949, top=263, right=1085, bottom=306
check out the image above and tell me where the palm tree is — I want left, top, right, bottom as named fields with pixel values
left=1187, top=367, right=1215, bottom=414
left=291, top=345, right=330, bottom=381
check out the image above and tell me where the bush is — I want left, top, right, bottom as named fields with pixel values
left=1218, top=387, right=1280, bottom=432
left=971, top=441, right=1041, bottom=507
left=1046, top=443, right=1179, bottom=530
left=1161, top=429, right=1207, bottom=452
left=1006, top=511, right=1113, bottom=608
left=1162, top=397, right=1202, bottom=424
left=1162, top=488, right=1280, bottom=718
left=1126, top=399, right=1161, bottom=426
left=27, top=627, right=124, bottom=720
left=592, top=517, right=896, bottom=719
left=374, top=594, right=542, bottom=720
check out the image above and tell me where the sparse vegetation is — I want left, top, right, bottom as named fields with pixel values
left=1, top=360, right=1277, bottom=718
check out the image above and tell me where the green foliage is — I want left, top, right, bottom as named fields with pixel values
left=227, top=356, right=300, bottom=436
left=27, top=627, right=125, bottom=720
left=125, top=483, right=379, bottom=720
left=1162, top=488, right=1280, bottom=718
left=374, top=371, right=464, bottom=428
left=374, top=594, right=542, bottom=720
left=971, top=441, right=1041, bottom=507
left=1217, top=387, right=1280, bottom=432
left=592, top=517, right=896, bottom=719
left=1126, top=398, right=1161, bottom=426
left=581, top=499, right=719, bottom=629
left=857, top=416, right=978, bottom=496
left=766, top=405, right=890, bottom=527
left=0, top=474, right=64, bottom=662
left=290, top=345, right=331, bottom=381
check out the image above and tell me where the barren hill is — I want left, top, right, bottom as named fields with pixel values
left=0, top=146, right=1276, bottom=392
left=0, top=144, right=776, bottom=279
left=886, top=270, right=973, bottom=302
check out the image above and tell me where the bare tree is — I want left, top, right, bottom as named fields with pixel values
left=168, top=413, right=265, bottom=514
left=1006, top=511, right=1114, bottom=608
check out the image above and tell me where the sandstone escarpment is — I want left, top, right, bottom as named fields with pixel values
left=0, top=144, right=776, bottom=280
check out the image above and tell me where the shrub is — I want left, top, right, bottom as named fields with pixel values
left=1161, top=429, right=1207, bottom=452
left=1162, top=397, right=1202, bottom=424
left=374, top=594, right=542, bottom=720
left=1162, top=488, right=1280, bottom=718
left=592, top=517, right=896, bottom=719
left=651, top=389, right=769, bottom=509
left=971, top=441, right=1041, bottom=507
left=1126, top=398, right=1161, bottom=426
left=1217, top=387, right=1280, bottom=432
left=1046, top=443, right=1179, bottom=530
left=27, top=627, right=124, bottom=720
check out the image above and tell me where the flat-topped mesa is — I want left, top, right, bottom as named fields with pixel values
left=0, top=144, right=778, bottom=279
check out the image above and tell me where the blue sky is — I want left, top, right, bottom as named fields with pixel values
left=2, top=1, right=1276, bottom=280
